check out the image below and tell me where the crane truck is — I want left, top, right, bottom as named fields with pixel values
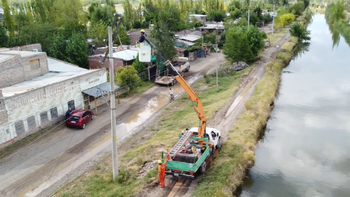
left=141, top=39, right=222, bottom=179
left=161, top=60, right=222, bottom=179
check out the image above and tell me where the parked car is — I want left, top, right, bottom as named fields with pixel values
left=66, top=109, right=94, bottom=129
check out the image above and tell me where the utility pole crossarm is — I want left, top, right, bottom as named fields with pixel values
left=100, top=17, right=124, bottom=65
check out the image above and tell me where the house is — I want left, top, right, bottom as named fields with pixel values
left=0, top=44, right=113, bottom=148
left=199, top=22, right=225, bottom=34
left=189, top=14, right=207, bottom=24
left=88, top=46, right=139, bottom=70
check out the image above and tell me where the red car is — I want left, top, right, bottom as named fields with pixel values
left=66, top=109, right=94, bottom=129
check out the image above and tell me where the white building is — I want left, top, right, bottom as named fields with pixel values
left=0, top=44, right=112, bottom=147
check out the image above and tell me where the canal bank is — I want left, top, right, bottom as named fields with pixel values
left=242, top=14, right=350, bottom=197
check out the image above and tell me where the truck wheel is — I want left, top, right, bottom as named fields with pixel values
left=216, top=137, right=222, bottom=149
left=199, top=162, right=206, bottom=174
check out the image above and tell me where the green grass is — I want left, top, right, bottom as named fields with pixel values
left=267, top=28, right=289, bottom=46
left=56, top=65, right=251, bottom=197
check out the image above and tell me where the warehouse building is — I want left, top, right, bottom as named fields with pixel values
left=0, top=45, right=113, bottom=147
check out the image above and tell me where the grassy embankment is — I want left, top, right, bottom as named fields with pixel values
left=192, top=36, right=299, bottom=197
left=56, top=63, right=252, bottom=196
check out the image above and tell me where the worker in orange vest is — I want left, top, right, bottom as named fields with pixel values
left=158, top=158, right=168, bottom=188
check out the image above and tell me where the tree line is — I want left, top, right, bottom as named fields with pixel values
left=0, top=0, right=309, bottom=81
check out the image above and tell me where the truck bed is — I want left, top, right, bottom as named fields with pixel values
left=154, top=76, right=175, bottom=85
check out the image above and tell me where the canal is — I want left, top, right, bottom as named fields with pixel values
left=241, top=14, right=350, bottom=197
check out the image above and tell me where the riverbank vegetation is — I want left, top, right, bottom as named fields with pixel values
left=325, top=1, right=350, bottom=47
left=192, top=35, right=299, bottom=197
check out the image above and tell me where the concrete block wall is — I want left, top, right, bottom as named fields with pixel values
left=0, top=55, right=24, bottom=88
left=0, top=52, right=49, bottom=88
left=21, top=53, right=49, bottom=80
left=9, top=43, right=42, bottom=52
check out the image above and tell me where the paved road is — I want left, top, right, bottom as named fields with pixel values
left=0, top=53, right=225, bottom=197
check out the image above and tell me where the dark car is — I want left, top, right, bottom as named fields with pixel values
left=66, top=109, right=94, bottom=129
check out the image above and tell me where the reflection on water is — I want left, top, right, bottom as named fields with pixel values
left=242, top=14, right=350, bottom=197
left=292, top=42, right=310, bottom=60
left=329, top=23, right=341, bottom=48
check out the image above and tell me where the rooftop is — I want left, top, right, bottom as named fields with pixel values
left=0, top=57, right=93, bottom=97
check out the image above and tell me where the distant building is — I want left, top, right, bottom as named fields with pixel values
left=189, top=14, right=207, bottom=24
left=0, top=44, right=112, bottom=148
left=0, top=8, right=4, bottom=22
left=199, top=22, right=225, bottom=34
left=88, top=46, right=139, bottom=70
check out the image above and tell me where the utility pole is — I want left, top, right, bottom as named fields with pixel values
left=108, top=26, right=118, bottom=179
left=272, top=4, right=275, bottom=35
left=216, top=26, right=219, bottom=89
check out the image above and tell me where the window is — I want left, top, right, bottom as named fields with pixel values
left=27, top=116, right=36, bottom=130
left=40, top=111, right=48, bottom=124
left=68, top=100, right=75, bottom=110
left=15, top=120, right=25, bottom=136
left=50, top=107, right=58, bottom=119
left=30, top=59, right=40, bottom=70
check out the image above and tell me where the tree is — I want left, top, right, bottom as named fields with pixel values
left=290, top=23, right=311, bottom=41
left=0, top=25, right=8, bottom=47
left=1, top=0, right=15, bottom=39
left=151, top=5, right=181, bottom=60
left=207, top=10, right=226, bottom=22
left=246, top=26, right=265, bottom=56
left=132, top=55, right=148, bottom=73
left=116, top=65, right=140, bottom=89
left=223, top=27, right=253, bottom=64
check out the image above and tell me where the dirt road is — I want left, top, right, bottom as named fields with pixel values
left=156, top=31, right=292, bottom=197
left=0, top=53, right=225, bottom=197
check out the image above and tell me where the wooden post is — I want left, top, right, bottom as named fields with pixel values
left=94, top=97, right=97, bottom=115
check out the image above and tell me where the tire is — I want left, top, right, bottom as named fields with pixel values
left=91, top=115, right=94, bottom=120
left=82, top=123, right=86, bottom=129
left=199, top=162, right=206, bottom=174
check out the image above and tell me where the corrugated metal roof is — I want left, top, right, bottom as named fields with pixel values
left=112, top=50, right=138, bottom=61
left=48, top=58, right=87, bottom=72
left=82, top=82, right=119, bottom=97
left=178, top=35, right=201, bottom=42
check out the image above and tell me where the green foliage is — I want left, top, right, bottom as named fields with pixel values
left=0, top=25, right=8, bottom=47
left=207, top=9, right=226, bottom=22
left=274, top=13, right=295, bottom=29
left=328, top=1, right=345, bottom=24
left=290, top=23, right=311, bottom=41
left=49, top=32, right=89, bottom=68
left=151, top=5, right=180, bottom=60
left=246, top=26, right=265, bottom=56
left=223, top=27, right=253, bottom=63
left=290, top=1, right=305, bottom=16
left=132, top=54, right=148, bottom=73
left=223, top=25, right=264, bottom=63
left=1, top=0, right=15, bottom=38
left=116, top=65, right=141, bottom=90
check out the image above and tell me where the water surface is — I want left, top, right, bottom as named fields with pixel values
left=242, top=14, right=350, bottom=197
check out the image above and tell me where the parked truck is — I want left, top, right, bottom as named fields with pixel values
left=160, top=59, right=222, bottom=179
left=142, top=38, right=222, bottom=179
left=154, top=57, right=190, bottom=86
